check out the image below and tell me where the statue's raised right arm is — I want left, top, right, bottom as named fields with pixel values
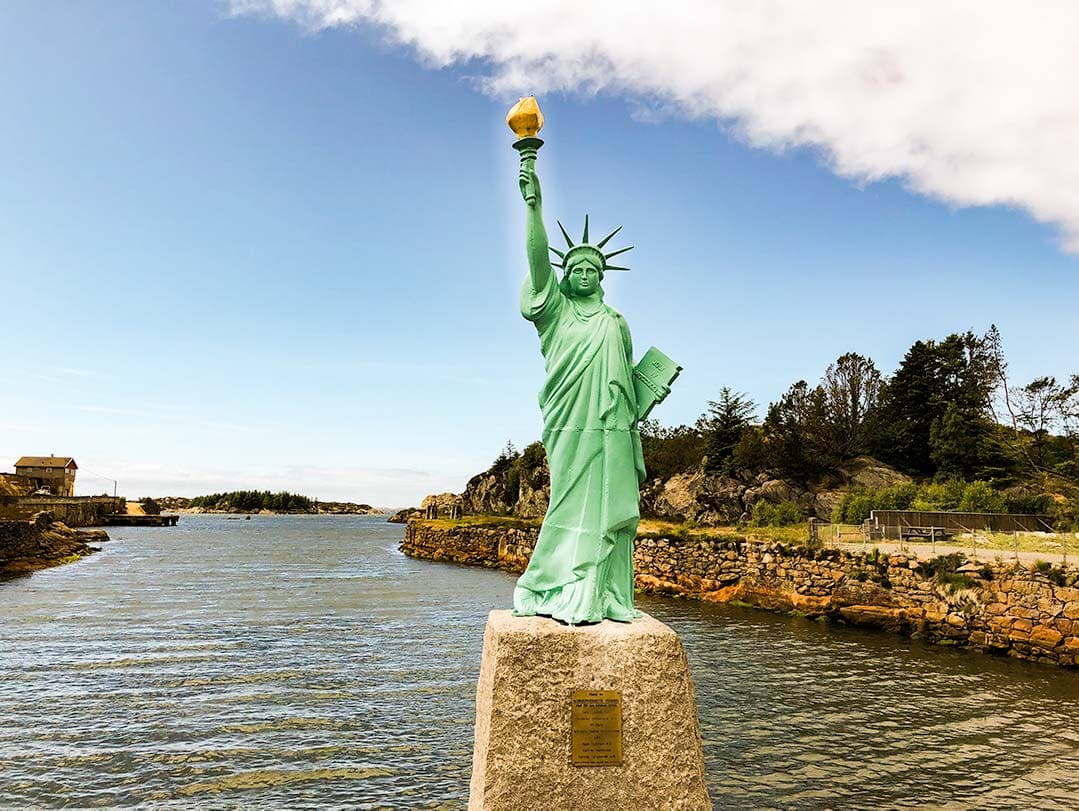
left=519, top=161, right=552, bottom=294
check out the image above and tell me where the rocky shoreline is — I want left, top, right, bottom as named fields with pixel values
left=0, top=512, right=109, bottom=577
left=401, top=518, right=1079, bottom=670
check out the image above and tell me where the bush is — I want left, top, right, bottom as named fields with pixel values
left=750, top=501, right=776, bottom=527
left=750, top=500, right=803, bottom=527
left=834, top=479, right=1015, bottom=524
left=911, top=479, right=966, bottom=511
left=833, top=491, right=876, bottom=524
left=958, top=481, right=1006, bottom=513
left=773, top=501, right=803, bottom=526
left=877, top=482, right=917, bottom=511
left=140, top=497, right=162, bottom=515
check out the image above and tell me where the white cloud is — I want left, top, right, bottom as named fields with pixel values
left=230, top=0, right=1079, bottom=251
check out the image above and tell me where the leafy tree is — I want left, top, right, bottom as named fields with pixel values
left=730, top=425, right=767, bottom=472
left=992, top=353, right=1079, bottom=482
left=929, top=402, right=982, bottom=478
left=139, top=497, right=162, bottom=515
left=759, top=353, right=884, bottom=480
left=820, top=353, right=883, bottom=459
left=639, top=420, right=706, bottom=481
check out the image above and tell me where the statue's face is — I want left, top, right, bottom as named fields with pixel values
left=565, top=259, right=601, bottom=297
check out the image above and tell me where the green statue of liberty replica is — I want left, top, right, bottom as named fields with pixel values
left=507, top=97, right=681, bottom=625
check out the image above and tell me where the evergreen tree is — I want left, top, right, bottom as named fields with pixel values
left=875, top=330, right=1006, bottom=478
left=763, top=380, right=830, bottom=480
left=698, top=388, right=756, bottom=472
left=874, top=340, right=939, bottom=474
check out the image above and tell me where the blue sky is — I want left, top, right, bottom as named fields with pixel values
left=2, top=2, right=1076, bottom=505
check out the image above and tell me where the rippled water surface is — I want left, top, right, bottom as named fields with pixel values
left=2, top=515, right=1078, bottom=809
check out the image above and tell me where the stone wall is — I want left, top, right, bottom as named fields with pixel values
left=401, top=519, right=1079, bottom=669
left=0, top=496, right=121, bottom=526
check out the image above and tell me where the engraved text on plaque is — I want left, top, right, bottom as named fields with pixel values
left=570, top=690, right=623, bottom=766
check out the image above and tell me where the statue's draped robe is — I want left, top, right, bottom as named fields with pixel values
left=513, top=272, right=645, bottom=624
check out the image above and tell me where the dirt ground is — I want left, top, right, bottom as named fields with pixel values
left=837, top=539, right=1073, bottom=566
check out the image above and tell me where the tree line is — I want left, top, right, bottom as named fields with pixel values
left=638, top=327, right=1078, bottom=526
left=486, top=326, right=1077, bottom=526
left=644, top=326, right=1077, bottom=484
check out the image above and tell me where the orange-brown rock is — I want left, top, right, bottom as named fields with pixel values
left=1029, top=626, right=1064, bottom=649
left=401, top=520, right=1079, bottom=669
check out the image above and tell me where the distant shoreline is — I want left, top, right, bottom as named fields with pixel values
left=145, top=495, right=384, bottom=517
left=172, top=506, right=385, bottom=516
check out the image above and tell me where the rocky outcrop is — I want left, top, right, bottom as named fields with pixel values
left=460, top=473, right=515, bottom=516
left=1, top=511, right=109, bottom=576
left=387, top=507, right=423, bottom=524
left=421, top=452, right=911, bottom=525
left=401, top=519, right=1079, bottom=669
left=837, top=456, right=913, bottom=491
left=456, top=458, right=552, bottom=518
left=642, top=470, right=748, bottom=525
left=642, top=456, right=912, bottom=523
left=642, top=467, right=819, bottom=522
left=316, top=501, right=382, bottom=515
left=514, top=459, right=549, bottom=518
left=420, top=492, right=464, bottom=517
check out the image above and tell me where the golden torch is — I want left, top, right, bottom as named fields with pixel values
left=507, top=96, right=544, bottom=206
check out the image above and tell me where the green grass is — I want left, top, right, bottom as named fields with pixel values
left=423, top=515, right=1078, bottom=562
left=421, top=514, right=542, bottom=530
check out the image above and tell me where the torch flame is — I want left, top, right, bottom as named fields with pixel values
left=506, top=96, right=544, bottom=138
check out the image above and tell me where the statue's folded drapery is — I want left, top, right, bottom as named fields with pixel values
left=512, top=272, right=645, bottom=624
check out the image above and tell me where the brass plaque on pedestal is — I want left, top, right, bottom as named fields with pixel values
left=570, top=690, right=623, bottom=766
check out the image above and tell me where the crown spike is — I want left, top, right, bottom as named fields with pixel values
left=557, top=220, right=575, bottom=248
left=581, top=214, right=589, bottom=244
left=595, top=225, right=623, bottom=249
left=603, top=245, right=634, bottom=260
left=604, top=264, right=631, bottom=271
left=548, top=246, right=565, bottom=259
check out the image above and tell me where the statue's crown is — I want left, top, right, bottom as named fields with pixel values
left=549, top=215, right=633, bottom=274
